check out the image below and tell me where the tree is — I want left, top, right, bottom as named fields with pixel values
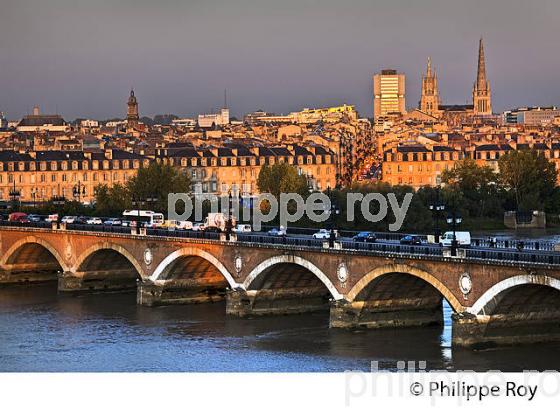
left=441, top=158, right=501, bottom=217
left=257, top=163, right=310, bottom=221
left=126, top=162, right=191, bottom=213
left=498, top=150, right=558, bottom=211
left=257, top=163, right=309, bottom=197
left=94, top=162, right=191, bottom=215
left=94, top=183, right=131, bottom=216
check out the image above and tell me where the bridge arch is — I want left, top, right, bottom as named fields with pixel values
left=1, top=236, right=69, bottom=272
left=468, top=274, right=560, bottom=316
left=74, top=242, right=145, bottom=278
left=242, top=255, right=343, bottom=300
left=149, top=247, right=237, bottom=289
left=346, top=263, right=464, bottom=313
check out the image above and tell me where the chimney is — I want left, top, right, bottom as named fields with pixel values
left=32, top=106, right=40, bottom=116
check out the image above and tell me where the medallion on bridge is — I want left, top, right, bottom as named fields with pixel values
left=65, top=242, right=73, bottom=261
left=459, top=272, right=472, bottom=300
left=234, top=253, right=243, bottom=277
left=144, top=248, right=153, bottom=266
left=337, top=262, right=348, bottom=288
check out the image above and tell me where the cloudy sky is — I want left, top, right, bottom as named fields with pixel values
left=0, top=0, right=558, bottom=120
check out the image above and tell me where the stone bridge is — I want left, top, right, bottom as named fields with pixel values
left=1, top=225, right=560, bottom=348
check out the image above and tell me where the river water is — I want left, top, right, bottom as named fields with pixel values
left=1, top=284, right=560, bottom=372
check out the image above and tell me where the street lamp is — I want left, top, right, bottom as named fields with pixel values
left=9, top=180, right=21, bottom=211
left=225, top=190, right=234, bottom=241
left=446, top=211, right=463, bottom=256
left=72, top=181, right=86, bottom=203
left=132, top=194, right=157, bottom=234
left=428, top=187, right=445, bottom=243
left=327, top=187, right=340, bottom=248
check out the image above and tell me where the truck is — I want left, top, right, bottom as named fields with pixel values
left=440, top=231, right=471, bottom=247
left=202, top=213, right=236, bottom=232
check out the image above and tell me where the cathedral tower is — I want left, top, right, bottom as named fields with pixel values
left=419, top=57, right=440, bottom=116
left=472, top=38, right=492, bottom=115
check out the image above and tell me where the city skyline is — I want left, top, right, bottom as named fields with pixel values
left=1, top=0, right=559, bottom=120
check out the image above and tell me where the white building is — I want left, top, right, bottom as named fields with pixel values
left=171, top=118, right=197, bottom=127
left=80, top=119, right=99, bottom=128
left=198, top=108, right=230, bottom=128
left=16, top=106, right=69, bottom=133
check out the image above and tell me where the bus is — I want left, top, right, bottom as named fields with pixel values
left=122, top=210, right=164, bottom=228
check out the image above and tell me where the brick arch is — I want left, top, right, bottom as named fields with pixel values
left=468, top=275, right=560, bottom=315
left=0, top=236, right=70, bottom=272
left=149, top=247, right=237, bottom=289
left=74, top=242, right=145, bottom=278
left=346, top=263, right=464, bottom=313
left=242, top=255, right=343, bottom=300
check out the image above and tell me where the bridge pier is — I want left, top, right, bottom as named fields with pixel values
left=329, top=296, right=443, bottom=329
left=57, top=270, right=139, bottom=293
left=0, top=265, right=60, bottom=286
left=226, top=287, right=330, bottom=317
left=136, top=279, right=227, bottom=306
left=452, top=312, right=560, bottom=348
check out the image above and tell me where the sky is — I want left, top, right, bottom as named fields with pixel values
left=0, top=0, right=559, bottom=120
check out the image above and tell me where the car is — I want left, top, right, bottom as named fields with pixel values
left=191, top=223, right=203, bottom=231
left=8, top=212, right=29, bottom=223
left=45, top=214, right=59, bottom=223
left=75, top=216, right=89, bottom=224
left=27, top=214, right=42, bottom=223
left=313, top=229, right=331, bottom=239
left=60, top=216, right=77, bottom=224
left=234, top=224, right=252, bottom=233
left=86, top=217, right=103, bottom=225
left=268, top=227, right=287, bottom=236
left=400, top=235, right=422, bottom=245
left=104, top=218, right=122, bottom=226
left=352, top=231, right=376, bottom=243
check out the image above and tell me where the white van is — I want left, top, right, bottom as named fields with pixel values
left=441, top=231, right=471, bottom=247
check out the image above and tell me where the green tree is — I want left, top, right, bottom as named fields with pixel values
left=94, top=183, right=131, bottom=216
left=126, top=162, right=191, bottom=213
left=498, top=150, right=558, bottom=211
left=257, top=163, right=309, bottom=197
left=441, top=158, right=501, bottom=217
left=94, top=162, right=191, bottom=215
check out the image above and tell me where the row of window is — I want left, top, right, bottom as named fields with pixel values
left=385, top=152, right=462, bottom=162
left=0, top=159, right=144, bottom=172
left=0, top=171, right=134, bottom=184
left=385, top=163, right=450, bottom=174
left=165, top=155, right=333, bottom=168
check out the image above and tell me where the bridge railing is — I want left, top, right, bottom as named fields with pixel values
left=341, top=241, right=444, bottom=256
left=465, top=248, right=560, bottom=265
left=470, top=237, right=556, bottom=252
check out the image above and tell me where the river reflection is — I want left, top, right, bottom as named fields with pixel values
left=1, top=284, right=560, bottom=372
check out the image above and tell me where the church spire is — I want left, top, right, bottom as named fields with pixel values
left=473, top=37, right=492, bottom=115
left=426, top=57, right=432, bottom=77
left=476, top=38, right=487, bottom=90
